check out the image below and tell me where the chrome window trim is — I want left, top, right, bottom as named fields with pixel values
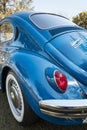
left=29, top=12, right=75, bottom=30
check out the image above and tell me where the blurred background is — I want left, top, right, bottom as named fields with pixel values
left=0, top=0, right=87, bottom=29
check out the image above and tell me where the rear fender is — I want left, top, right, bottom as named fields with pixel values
left=4, top=50, right=84, bottom=112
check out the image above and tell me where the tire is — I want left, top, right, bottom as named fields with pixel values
left=6, top=71, right=38, bottom=126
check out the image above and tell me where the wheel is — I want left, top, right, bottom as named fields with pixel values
left=6, top=71, right=38, bottom=126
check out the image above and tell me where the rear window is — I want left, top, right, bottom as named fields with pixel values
left=30, top=13, right=76, bottom=29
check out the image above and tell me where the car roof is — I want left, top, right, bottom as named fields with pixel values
left=5, top=11, right=67, bottom=23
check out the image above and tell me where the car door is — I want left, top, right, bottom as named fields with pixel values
left=0, top=21, right=14, bottom=85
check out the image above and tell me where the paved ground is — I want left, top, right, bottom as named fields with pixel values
left=0, top=92, right=87, bottom=130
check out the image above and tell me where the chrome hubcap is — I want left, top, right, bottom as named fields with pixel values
left=9, top=81, right=21, bottom=111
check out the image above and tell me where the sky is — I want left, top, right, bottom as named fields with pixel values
left=33, top=0, right=87, bottom=19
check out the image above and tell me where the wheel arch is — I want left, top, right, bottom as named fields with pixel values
left=1, top=66, right=11, bottom=92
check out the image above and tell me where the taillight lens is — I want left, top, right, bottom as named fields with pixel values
left=54, top=71, right=68, bottom=92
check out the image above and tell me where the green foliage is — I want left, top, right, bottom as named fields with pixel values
left=0, top=0, right=33, bottom=18
left=73, top=11, right=87, bottom=29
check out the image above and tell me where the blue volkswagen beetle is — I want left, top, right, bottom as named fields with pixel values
left=0, top=12, right=87, bottom=126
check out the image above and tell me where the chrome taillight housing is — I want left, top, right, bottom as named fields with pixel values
left=45, top=68, right=68, bottom=93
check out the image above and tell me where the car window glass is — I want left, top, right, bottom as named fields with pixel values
left=30, top=13, right=76, bottom=29
left=0, top=22, right=14, bottom=44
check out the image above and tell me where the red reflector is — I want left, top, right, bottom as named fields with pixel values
left=54, top=71, right=68, bottom=92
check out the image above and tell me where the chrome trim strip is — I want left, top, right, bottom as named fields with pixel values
left=39, top=99, right=87, bottom=119
left=40, top=109, right=87, bottom=119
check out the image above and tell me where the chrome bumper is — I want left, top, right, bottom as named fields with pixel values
left=39, top=99, right=87, bottom=119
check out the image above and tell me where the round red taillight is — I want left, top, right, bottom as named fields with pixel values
left=54, top=71, right=68, bottom=92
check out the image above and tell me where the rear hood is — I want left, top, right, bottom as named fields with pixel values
left=45, top=31, right=87, bottom=85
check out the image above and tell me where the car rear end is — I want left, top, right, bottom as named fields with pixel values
left=30, top=13, right=87, bottom=125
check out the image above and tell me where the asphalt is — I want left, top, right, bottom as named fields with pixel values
left=0, top=92, right=87, bottom=130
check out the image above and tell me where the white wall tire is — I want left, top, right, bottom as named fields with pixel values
left=6, top=72, right=24, bottom=123
left=6, top=71, right=38, bottom=126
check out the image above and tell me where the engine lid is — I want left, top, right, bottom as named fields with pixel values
left=45, top=31, right=87, bottom=85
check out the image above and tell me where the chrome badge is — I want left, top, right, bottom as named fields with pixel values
left=71, top=38, right=84, bottom=48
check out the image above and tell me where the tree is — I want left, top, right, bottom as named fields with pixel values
left=0, top=0, right=9, bottom=14
left=73, top=11, right=87, bottom=29
left=0, top=0, right=33, bottom=18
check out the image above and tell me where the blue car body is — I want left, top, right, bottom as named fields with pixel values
left=0, top=12, right=87, bottom=125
